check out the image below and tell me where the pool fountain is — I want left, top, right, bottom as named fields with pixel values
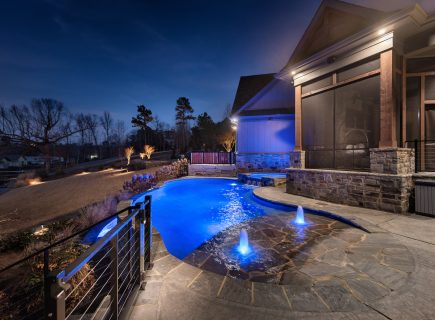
left=237, top=228, right=251, bottom=255
left=295, top=205, right=306, bottom=225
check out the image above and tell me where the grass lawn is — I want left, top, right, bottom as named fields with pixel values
left=0, top=166, right=163, bottom=236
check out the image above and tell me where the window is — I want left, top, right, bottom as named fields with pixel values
left=301, top=75, right=333, bottom=95
left=337, top=58, right=380, bottom=82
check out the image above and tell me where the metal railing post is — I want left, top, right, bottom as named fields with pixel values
left=136, top=202, right=145, bottom=280
left=45, top=272, right=66, bottom=320
left=414, top=139, right=419, bottom=173
left=110, top=234, right=119, bottom=319
left=144, top=195, right=152, bottom=269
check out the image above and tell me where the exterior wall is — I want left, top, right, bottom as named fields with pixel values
left=286, top=169, right=413, bottom=213
left=188, top=164, right=236, bottom=177
left=237, top=153, right=290, bottom=172
left=236, top=115, right=294, bottom=172
left=237, top=115, right=294, bottom=153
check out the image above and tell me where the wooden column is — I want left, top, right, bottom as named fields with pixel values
left=379, top=50, right=398, bottom=148
left=295, top=85, right=302, bottom=151
left=402, top=58, right=407, bottom=146
left=421, top=76, right=425, bottom=170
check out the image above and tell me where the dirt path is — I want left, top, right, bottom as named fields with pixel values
left=0, top=167, right=162, bottom=235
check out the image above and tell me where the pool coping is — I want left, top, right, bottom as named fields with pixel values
left=253, top=187, right=387, bottom=234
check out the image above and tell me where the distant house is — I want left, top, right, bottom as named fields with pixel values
left=1, top=155, right=28, bottom=168
left=232, top=0, right=435, bottom=213
left=231, top=74, right=295, bottom=172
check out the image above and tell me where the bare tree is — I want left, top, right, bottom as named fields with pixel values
left=100, top=111, right=113, bottom=143
left=222, top=103, right=232, bottom=120
left=0, top=98, right=84, bottom=171
left=84, top=114, right=99, bottom=146
left=114, top=120, right=126, bottom=145
left=218, top=130, right=236, bottom=152
left=124, top=146, right=134, bottom=166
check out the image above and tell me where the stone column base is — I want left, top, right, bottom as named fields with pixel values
left=370, top=148, right=415, bottom=175
left=289, top=150, right=305, bottom=169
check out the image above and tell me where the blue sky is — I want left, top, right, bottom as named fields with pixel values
left=0, top=0, right=322, bottom=128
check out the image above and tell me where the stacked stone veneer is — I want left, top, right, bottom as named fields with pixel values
left=236, top=153, right=289, bottom=172
left=286, top=148, right=415, bottom=213
left=370, top=148, right=415, bottom=174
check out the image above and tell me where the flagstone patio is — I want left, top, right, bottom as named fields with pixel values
left=130, top=186, right=435, bottom=320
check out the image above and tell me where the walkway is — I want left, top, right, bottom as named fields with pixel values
left=130, top=186, right=435, bottom=320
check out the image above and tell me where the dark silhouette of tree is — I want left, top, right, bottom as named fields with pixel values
left=100, top=111, right=113, bottom=143
left=131, top=105, right=153, bottom=145
left=0, top=98, right=87, bottom=171
left=191, top=112, right=216, bottom=150
left=175, top=97, right=195, bottom=153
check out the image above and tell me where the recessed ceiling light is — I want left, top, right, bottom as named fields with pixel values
left=291, top=70, right=296, bottom=75
left=378, top=28, right=386, bottom=36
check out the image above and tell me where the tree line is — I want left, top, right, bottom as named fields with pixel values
left=0, top=96, right=235, bottom=171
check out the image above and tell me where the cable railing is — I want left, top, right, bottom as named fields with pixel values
left=304, top=145, right=371, bottom=171
left=405, top=139, right=435, bottom=173
left=0, top=195, right=151, bottom=320
left=190, top=152, right=236, bottom=165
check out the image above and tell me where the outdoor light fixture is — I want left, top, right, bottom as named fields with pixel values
left=230, top=117, right=238, bottom=124
left=377, top=28, right=386, bottom=36
left=291, top=70, right=296, bottom=76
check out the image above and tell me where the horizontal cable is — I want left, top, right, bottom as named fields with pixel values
left=65, top=246, right=114, bottom=300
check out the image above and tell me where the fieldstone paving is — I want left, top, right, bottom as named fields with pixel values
left=130, top=186, right=435, bottom=320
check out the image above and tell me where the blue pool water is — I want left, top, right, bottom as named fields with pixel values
left=133, top=178, right=297, bottom=259
left=248, top=173, right=286, bottom=179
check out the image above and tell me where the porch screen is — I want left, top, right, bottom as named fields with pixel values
left=302, top=75, right=380, bottom=170
left=406, top=77, right=421, bottom=142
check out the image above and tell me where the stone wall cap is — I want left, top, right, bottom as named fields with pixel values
left=285, top=168, right=413, bottom=177
left=369, top=147, right=413, bottom=152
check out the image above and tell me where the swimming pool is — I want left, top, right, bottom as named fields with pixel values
left=131, top=178, right=302, bottom=259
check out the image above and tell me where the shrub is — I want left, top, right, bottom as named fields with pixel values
left=123, top=174, right=157, bottom=195
left=154, top=158, right=188, bottom=181
left=13, top=171, right=42, bottom=188
left=0, top=231, right=34, bottom=253
left=77, top=196, right=119, bottom=229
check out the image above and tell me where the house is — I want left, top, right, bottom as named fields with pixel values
left=1, top=155, right=28, bottom=168
left=231, top=74, right=295, bottom=171
left=233, top=0, right=435, bottom=213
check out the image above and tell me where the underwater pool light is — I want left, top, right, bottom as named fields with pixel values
left=97, top=218, right=118, bottom=238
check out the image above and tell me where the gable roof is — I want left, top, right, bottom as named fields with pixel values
left=231, top=73, right=275, bottom=115
left=283, top=0, right=387, bottom=69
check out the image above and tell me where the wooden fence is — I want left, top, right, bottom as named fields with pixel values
left=190, top=152, right=236, bottom=165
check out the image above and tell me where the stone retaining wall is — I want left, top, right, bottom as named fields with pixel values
left=286, top=168, right=413, bottom=213
left=188, top=164, right=236, bottom=177
left=236, top=153, right=289, bottom=172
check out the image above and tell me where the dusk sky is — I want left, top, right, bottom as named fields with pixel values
left=1, top=0, right=434, bottom=129
left=0, top=0, right=321, bottom=128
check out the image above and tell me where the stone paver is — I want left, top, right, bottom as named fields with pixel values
left=130, top=186, right=435, bottom=320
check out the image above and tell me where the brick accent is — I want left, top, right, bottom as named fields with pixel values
left=370, top=148, right=415, bottom=175
left=286, top=169, right=413, bottom=214
left=236, top=153, right=289, bottom=172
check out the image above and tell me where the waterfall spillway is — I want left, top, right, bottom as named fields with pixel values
left=237, top=228, right=251, bottom=255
